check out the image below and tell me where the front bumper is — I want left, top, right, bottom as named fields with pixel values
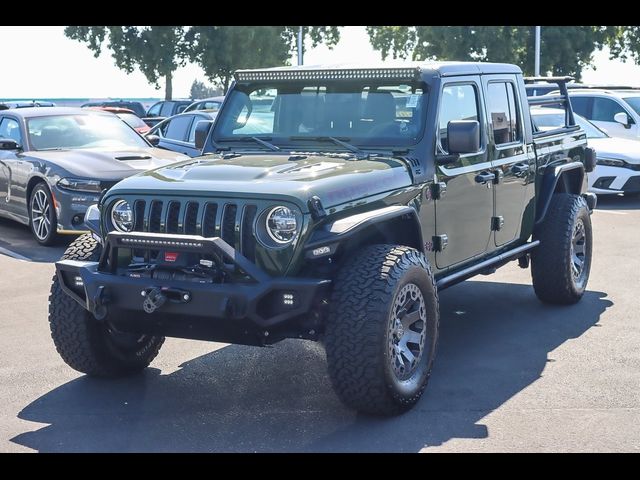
left=52, top=185, right=100, bottom=234
left=55, top=232, right=330, bottom=344
left=588, top=165, right=640, bottom=195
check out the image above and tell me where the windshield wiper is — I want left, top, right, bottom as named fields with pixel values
left=289, top=136, right=367, bottom=158
left=227, top=136, right=280, bottom=151
left=251, top=136, right=280, bottom=151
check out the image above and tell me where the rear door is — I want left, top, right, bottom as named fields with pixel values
left=157, top=115, right=195, bottom=155
left=434, top=78, right=494, bottom=269
left=483, top=75, right=535, bottom=246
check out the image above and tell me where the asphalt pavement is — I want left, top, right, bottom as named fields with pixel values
left=0, top=195, right=638, bottom=452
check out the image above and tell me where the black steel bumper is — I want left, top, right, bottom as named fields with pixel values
left=55, top=232, right=330, bottom=336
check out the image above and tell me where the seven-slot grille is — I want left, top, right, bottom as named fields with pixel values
left=130, top=199, right=258, bottom=261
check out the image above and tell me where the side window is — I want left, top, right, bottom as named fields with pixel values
left=163, top=115, right=193, bottom=141
left=0, top=118, right=22, bottom=145
left=438, top=84, right=479, bottom=153
left=147, top=102, right=162, bottom=117
left=176, top=104, right=188, bottom=114
left=160, top=102, right=175, bottom=117
left=592, top=97, right=626, bottom=122
left=487, top=82, right=521, bottom=145
left=569, top=96, right=590, bottom=118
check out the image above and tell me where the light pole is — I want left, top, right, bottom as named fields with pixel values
left=534, top=26, right=541, bottom=76
left=298, top=26, right=304, bottom=66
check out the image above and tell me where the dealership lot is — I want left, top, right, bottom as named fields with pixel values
left=0, top=196, right=638, bottom=452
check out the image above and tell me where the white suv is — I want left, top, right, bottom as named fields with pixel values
left=566, top=88, right=640, bottom=140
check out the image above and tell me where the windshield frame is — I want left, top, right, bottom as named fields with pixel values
left=26, top=113, right=151, bottom=151
left=211, top=80, right=429, bottom=152
left=622, top=95, right=640, bottom=117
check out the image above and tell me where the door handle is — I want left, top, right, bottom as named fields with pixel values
left=511, top=163, right=529, bottom=175
left=475, top=171, right=496, bottom=184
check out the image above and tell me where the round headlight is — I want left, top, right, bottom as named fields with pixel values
left=111, top=200, right=134, bottom=232
left=266, top=206, right=298, bottom=244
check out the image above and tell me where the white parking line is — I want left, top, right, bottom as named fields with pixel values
left=594, top=210, right=627, bottom=215
left=0, top=246, right=30, bottom=261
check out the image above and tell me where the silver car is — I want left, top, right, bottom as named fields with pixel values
left=0, top=107, right=188, bottom=245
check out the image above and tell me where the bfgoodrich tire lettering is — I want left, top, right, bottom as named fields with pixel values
left=531, top=193, right=593, bottom=305
left=324, top=244, right=439, bottom=416
left=48, top=233, right=165, bottom=376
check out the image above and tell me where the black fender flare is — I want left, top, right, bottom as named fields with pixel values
left=303, top=205, right=424, bottom=259
left=535, top=161, right=585, bottom=225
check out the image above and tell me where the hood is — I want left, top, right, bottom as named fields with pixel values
left=108, top=153, right=413, bottom=211
left=31, top=147, right=188, bottom=180
left=588, top=137, right=640, bottom=165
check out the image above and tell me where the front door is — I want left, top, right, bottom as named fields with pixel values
left=590, top=96, right=639, bottom=140
left=434, top=79, right=494, bottom=269
left=483, top=76, right=535, bottom=246
left=0, top=116, right=23, bottom=215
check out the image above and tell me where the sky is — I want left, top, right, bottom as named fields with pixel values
left=1, top=26, right=640, bottom=99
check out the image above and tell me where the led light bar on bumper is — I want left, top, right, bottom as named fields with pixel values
left=234, top=67, right=421, bottom=82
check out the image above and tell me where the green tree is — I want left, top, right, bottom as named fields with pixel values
left=283, top=26, right=342, bottom=61
left=190, top=79, right=221, bottom=99
left=187, top=26, right=342, bottom=93
left=186, top=26, right=291, bottom=94
left=366, top=26, right=614, bottom=80
left=606, top=26, right=640, bottom=64
left=65, top=26, right=189, bottom=100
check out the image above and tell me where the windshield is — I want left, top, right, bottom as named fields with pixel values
left=27, top=114, right=149, bottom=150
left=532, top=110, right=607, bottom=139
left=117, top=113, right=147, bottom=129
left=213, top=81, right=427, bottom=149
left=622, top=96, right=640, bottom=116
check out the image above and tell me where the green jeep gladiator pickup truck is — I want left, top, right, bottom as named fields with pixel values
left=49, top=63, right=597, bottom=415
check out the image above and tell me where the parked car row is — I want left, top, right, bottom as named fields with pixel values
left=1, top=79, right=639, bottom=246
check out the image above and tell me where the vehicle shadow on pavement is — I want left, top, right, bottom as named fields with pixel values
left=596, top=195, right=640, bottom=211
left=0, top=218, right=70, bottom=262
left=11, top=281, right=612, bottom=452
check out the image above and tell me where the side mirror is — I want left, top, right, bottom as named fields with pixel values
left=584, top=147, right=597, bottom=173
left=194, top=120, right=214, bottom=151
left=614, top=112, right=632, bottom=129
left=0, top=139, right=20, bottom=150
left=145, top=134, right=160, bottom=146
left=447, top=120, right=480, bottom=155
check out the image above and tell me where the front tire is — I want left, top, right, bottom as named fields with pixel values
left=531, top=193, right=593, bottom=305
left=324, top=244, right=439, bottom=416
left=49, top=233, right=165, bottom=377
left=29, top=182, right=60, bottom=246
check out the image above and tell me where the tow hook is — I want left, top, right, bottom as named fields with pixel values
left=91, top=285, right=110, bottom=321
left=141, top=287, right=191, bottom=314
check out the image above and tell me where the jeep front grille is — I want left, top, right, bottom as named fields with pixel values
left=130, top=199, right=258, bottom=261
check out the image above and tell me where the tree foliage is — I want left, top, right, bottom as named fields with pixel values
left=189, top=80, right=221, bottom=99
left=186, top=26, right=342, bottom=93
left=282, top=26, right=341, bottom=58
left=606, top=27, right=640, bottom=64
left=186, top=26, right=291, bottom=94
left=65, top=26, right=189, bottom=100
left=366, top=26, right=615, bottom=80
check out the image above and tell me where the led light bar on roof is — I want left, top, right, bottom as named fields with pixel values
left=234, top=68, right=421, bottom=83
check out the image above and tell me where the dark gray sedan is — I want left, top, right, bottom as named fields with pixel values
left=0, top=107, right=188, bottom=245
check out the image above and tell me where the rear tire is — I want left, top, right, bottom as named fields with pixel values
left=531, top=193, right=593, bottom=305
left=324, top=244, right=439, bottom=416
left=49, top=234, right=165, bottom=377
